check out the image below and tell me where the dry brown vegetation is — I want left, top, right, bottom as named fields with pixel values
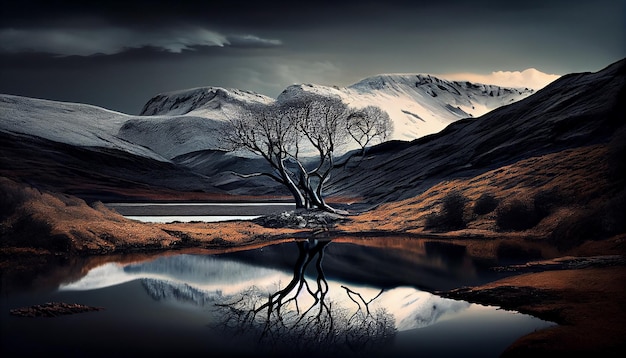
left=0, top=176, right=303, bottom=261
left=341, top=144, right=623, bottom=245
left=3, top=144, right=622, bottom=258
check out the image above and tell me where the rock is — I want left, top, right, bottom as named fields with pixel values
left=9, top=302, right=104, bottom=317
left=252, top=209, right=349, bottom=229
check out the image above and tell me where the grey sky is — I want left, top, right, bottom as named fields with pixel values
left=1, top=0, right=624, bottom=114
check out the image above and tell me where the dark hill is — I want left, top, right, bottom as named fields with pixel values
left=328, top=58, right=626, bottom=205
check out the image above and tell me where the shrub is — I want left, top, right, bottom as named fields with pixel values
left=551, top=189, right=626, bottom=249
left=473, top=193, right=499, bottom=215
left=0, top=181, right=27, bottom=220
left=533, top=188, right=565, bottom=218
left=495, top=199, right=540, bottom=231
left=550, top=209, right=602, bottom=249
left=2, top=213, right=57, bottom=249
left=424, top=191, right=468, bottom=231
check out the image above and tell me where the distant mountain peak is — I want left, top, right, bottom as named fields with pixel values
left=277, top=73, right=534, bottom=141
left=139, top=86, right=274, bottom=117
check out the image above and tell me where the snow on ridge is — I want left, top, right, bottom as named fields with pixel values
left=277, top=74, right=534, bottom=141
left=123, top=86, right=276, bottom=159
left=0, top=91, right=252, bottom=161
left=117, top=115, right=227, bottom=159
left=139, top=86, right=274, bottom=117
left=0, top=94, right=168, bottom=162
left=132, top=72, right=535, bottom=156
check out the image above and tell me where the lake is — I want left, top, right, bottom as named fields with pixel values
left=105, top=202, right=296, bottom=223
left=1, top=238, right=555, bottom=357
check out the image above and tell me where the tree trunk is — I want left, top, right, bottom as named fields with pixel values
left=278, top=159, right=306, bottom=208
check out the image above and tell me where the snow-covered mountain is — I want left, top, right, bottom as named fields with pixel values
left=0, top=69, right=553, bottom=201
left=0, top=94, right=167, bottom=162
left=0, top=88, right=272, bottom=161
left=139, top=86, right=274, bottom=117
left=278, top=75, right=534, bottom=141
left=117, top=87, right=274, bottom=159
left=0, top=74, right=533, bottom=164
left=136, top=76, right=534, bottom=150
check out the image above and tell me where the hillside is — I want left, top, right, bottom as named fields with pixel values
left=328, top=58, right=626, bottom=205
left=0, top=95, right=166, bottom=161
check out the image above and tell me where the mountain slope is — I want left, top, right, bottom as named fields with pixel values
left=0, top=95, right=166, bottom=162
left=2, top=61, right=614, bottom=203
left=117, top=87, right=274, bottom=159
left=328, top=58, right=626, bottom=205
left=279, top=75, right=534, bottom=141
left=0, top=130, right=226, bottom=201
left=128, top=75, right=534, bottom=187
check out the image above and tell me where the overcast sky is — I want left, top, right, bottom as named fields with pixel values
left=1, top=0, right=624, bottom=114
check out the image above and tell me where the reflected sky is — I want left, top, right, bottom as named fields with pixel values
left=58, top=251, right=527, bottom=332
left=4, top=241, right=557, bottom=357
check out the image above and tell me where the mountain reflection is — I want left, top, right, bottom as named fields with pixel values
left=58, top=239, right=471, bottom=337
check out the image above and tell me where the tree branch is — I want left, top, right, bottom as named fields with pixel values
left=230, top=171, right=285, bottom=185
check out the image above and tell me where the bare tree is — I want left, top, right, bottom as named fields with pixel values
left=292, top=95, right=351, bottom=212
left=225, top=93, right=392, bottom=212
left=225, top=102, right=307, bottom=208
left=346, top=105, right=393, bottom=156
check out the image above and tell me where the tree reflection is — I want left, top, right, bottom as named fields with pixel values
left=214, top=238, right=396, bottom=356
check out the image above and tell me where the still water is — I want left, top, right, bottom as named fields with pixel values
left=106, top=202, right=294, bottom=223
left=1, top=239, right=554, bottom=357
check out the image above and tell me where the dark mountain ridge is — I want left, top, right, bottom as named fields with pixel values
left=0, top=131, right=226, bottom=202
left=327, top=58, right=626, bottom=205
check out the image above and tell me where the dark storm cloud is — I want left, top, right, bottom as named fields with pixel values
left=1, top=0, right=288, bottom=56
left=0, top=0, right=624, bottom=114
left=2, top=1, right=623, bottom=59
left=0, top=25, right=282, bottom=56
left=3, top=1, right=623, bottom=36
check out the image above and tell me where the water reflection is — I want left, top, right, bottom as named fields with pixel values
left=57, top=240, right=477, bottom=354
left=50, top=239, right=554, bottom=357
left=213, top=239, right=395, bottom=356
